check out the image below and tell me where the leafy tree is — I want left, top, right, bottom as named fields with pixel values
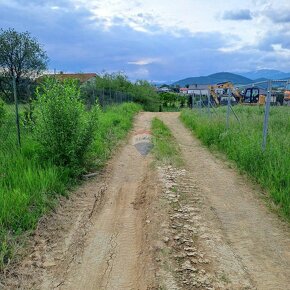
left=81, top=72, right=160, bottom=111
left=160, top=92, right=178, bottom=107
left=132, top=79, right=160, bottom=111
left=179, top=95, right=187, bottom=108
left=0, top=28, right=48, bottom=102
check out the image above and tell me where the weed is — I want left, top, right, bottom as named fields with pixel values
left=151, top=118, right=183, bottom=167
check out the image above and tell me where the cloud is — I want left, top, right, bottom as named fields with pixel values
left=266, top=10, right=290, bottom=23
left=1, top=0, right=290, bottom=82
left=128, top=58, right=161, bottom=65
left=222, top=9, right=252, bottom=20
left=272, top=44, right=290, bottom=57
left=258, top=28, right=290, bottom=51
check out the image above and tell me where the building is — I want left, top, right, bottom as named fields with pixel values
left=188, top=84, right=210, bottom=96
left=179, top=87, right=189, bottom=94
left=158, top=86, right=171, bottom=92
left=38, top=73, right=97, bottom=84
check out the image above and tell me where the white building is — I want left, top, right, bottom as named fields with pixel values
left=188, top=84, right=210, bottom=96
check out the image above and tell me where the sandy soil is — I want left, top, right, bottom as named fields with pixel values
left=2, top=112, right=290, bottom=290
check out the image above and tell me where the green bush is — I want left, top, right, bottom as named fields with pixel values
left=0, top=101, right=141, bottom=270
left=34, top=78, right=98, bottom=172
left=80, top=73, right=160, bottom=112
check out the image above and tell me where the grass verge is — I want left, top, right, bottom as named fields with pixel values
left=151, top=117, right=183, bottom=167
left=0, top=102, right=141, bottom=270
left=180, top=107, right=290, bottom=221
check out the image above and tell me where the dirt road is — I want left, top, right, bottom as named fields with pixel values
left=3, top=112, right=290, bottom=290
left=157, top=112, right=290, bottom=290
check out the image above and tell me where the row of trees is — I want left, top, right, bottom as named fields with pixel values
left=0, top=28, right=188, bottom=111
left=159, top=92, right=187, bottom=108
left=81, top=72, right=160, bottom=111
left=0, top=28, right=161, bottom=111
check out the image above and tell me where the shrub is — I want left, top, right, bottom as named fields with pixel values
left=33, top=77, right=98, bottom=173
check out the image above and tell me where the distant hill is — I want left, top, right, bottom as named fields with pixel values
left=252, top=77, right=268, bottom=82
left=172, top=72, right=252, bottom=86
left=239, top=69, right=290, bottom=80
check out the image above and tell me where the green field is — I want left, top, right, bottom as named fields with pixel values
left=0, top=101, right=141, bottom=269
left=180, top=106, right=290, bottom=220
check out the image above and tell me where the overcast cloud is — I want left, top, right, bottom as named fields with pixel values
left=1, top=0, right=290, bottom=82
left=222, top=9, right=252, bottom=21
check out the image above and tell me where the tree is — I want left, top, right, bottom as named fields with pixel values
left=160, top=92, right=178, bottom=107
left=0, top=28, right=48, bottom=102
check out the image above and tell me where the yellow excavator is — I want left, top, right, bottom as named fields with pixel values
left=284, top=82, right=290, bottom=105
left=209, top=81, right=267, bottom=105
left=208, top=82, right=242, bottom=105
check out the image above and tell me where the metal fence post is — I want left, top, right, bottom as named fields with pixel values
left=12, top=76, right=21, bottom=147
left=102, top=87, right=105, bottom=107
left=92, top=88, right=95, bottom=108
left=192, top=94, right=194, bottom=110
left=199, top=91, right=202, bottom=112
left=226, top=88, right=231, bottom=129
left=207, top=93, right=210, bottom=116
left=262, top=80, right=272, bottom=151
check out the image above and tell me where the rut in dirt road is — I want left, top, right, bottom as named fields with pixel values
left=157, top=112, right=290, bottom=290
left=2, top=112, right=158, bottom=290
left=51, top=112, right=156, bottom=290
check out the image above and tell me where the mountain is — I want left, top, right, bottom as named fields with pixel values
left=172, top=72, right=252, bottom=86
left=239, top=69, right=290, bottom=80
left=252, top=77, right=268, bottom=82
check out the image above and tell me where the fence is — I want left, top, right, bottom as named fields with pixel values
left=84, top=88, right=134, bottom=109
left=189, top=79, right=290, bottom=151
left=0, top=81, right=134, bottom=150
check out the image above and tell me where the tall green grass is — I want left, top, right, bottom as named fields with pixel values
left=0, top=102, right=141, bottom=269
left=180, top=106, right=290, bottom=220
left=92, top=103, right=142, bottom=167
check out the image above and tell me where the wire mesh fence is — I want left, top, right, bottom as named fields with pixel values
left=0, top=84, right=134, bottom=151
left=84, top=88, right=134, bottom=109
left=188, top=79, right=290, bottom=151
left=0, top=100, right=33, bottom=154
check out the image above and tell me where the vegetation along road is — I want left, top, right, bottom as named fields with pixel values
left=2, top=112, right=290, bottom=290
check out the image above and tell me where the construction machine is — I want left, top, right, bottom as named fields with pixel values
left=209, top=81, right=275, bottom=105
left=284, top=82, right=290, bottom=106
left=208, top=82, right=242, bottom=105
left=242, top=87, right=266, bottom=105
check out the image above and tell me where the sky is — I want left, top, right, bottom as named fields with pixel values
left=1, top=0, right=290, bottom=82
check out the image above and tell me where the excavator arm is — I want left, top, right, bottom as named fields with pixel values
left=208, top=85, right=219, bottom=105
left=208, top=82, right=242, bottom=105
